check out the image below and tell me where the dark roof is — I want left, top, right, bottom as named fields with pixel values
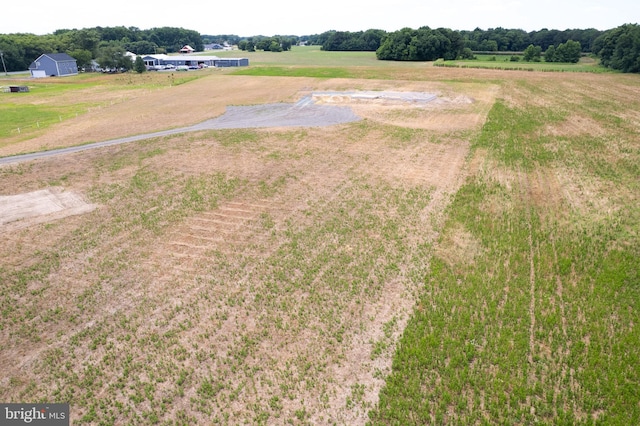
left=42, top=53, right=77, bottom=62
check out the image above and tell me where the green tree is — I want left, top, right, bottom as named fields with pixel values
left=67, top=49, right=93, bottom=70
left=0, top=36, right=26, bottom=71
left=72, top=29, right=101, bottom=54
left=96, top=43, right=132, bottom=71
left=126, top=40, right=158, bottom=54
left=269, top=40, right=283, bottom=52
left=523, top=44, right=542, bottom=62
left=544, top=40, right=581, bottom=63
left=556, top=40, right=582, bottom=63
left=377, top=27, right=463, bottom=61
left=281, top=38, right=292, bottom=51
left=459, top=47, right=475, bottom=59
left=544, top=45, right=557, bottom=62
left=479, top=39, right=498, bottom=51
left=134, top=56, right=146, bottom=73
left=595, top=24, right=640, bottom=72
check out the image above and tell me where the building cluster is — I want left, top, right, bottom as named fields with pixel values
left=28, top=46, right=249, bottom=77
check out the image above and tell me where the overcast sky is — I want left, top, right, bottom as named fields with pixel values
left=2, top=0, right=638, bottom=36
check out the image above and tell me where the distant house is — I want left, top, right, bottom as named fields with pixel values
left=179, top=45, right=195, bottom=54
left=204, top=43, right=224, bottom=50
left=29, top=53, right=78, bottom=77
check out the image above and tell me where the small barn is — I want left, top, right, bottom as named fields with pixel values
left=29, top=53, right=78, bottom=77
left=179, top=45, right=195, bottom=54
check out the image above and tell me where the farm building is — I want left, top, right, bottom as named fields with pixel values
left=214, top=58, right=249, bottom=67
left=141, top=54, right=249, bottom=69
left=179, top=45, right=195, bottom=54
left=29, top=53, right=78, bottom=77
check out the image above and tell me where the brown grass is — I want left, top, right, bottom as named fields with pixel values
left=0, top=70, right=497, bottom=424
left=4, top=66, right=636, bottom=424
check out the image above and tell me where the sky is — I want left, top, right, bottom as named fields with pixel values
left=2, top=0, right=638, bottom=36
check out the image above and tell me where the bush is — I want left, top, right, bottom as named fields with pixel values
left=459, top=47, right=476, bottom=60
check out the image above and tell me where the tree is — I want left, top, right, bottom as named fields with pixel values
left=148, top=27, right=203, bottom=52
left=281, top=38, right=292, bottom=51
left=96, top=43, right=132, bottom=71
left=479, top=39, right=498, bottom=52
left=67, top=49, right=93, bottom=70
left=269, top=40, right=283, bottom=52
left=595, top=24, right=640, bottom=73
left=134, top=56, right=146, bottom=73
left=0, top=36, right=27, bottom=71
left=126, top=40, right=158, bottom=54
left=376, top=28, right=415, bottom=60
left=254, top=37, right=271, bottom=51
left=545, top=40, right=581, bottom=63
left=377, top=27, right=463, bottom=61
left=556, top=40, right=582, bottom=63
left=544, top=45, right=557, bottom=62
left=459, top=47, right=475, bottom=59
left=523, top=44, right=542, bottom=62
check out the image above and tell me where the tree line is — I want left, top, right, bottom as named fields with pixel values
left=1, top=24, right=638, bottom=73
left=516, top=39, right=582, bottom=63
left=237, top=35, right=298, bottom=52
left=317, top=27, right=604, bottom=53
left=317, top=24, right=640, bottom=72
left=594, top=24, right=640, bottom=73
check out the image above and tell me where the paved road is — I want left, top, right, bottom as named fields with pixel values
left=0, top=99, right=361, bottom=166
left=0, top=126, right=198, bottom=166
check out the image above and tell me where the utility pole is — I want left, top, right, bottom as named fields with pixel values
left=0, top=51, right=7, bottom=76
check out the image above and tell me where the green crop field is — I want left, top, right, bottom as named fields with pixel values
left=1, top=48, right=638, bottom=425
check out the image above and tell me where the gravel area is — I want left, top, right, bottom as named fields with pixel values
left=189, top=96, right=361, bottom=130
left=0, top=91, right=437, bottom=165
left=312, top=91, right=438, bottom=103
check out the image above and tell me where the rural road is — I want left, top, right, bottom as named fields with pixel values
left=0, top=97, right=362, bottom=166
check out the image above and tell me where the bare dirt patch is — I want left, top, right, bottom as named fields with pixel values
left=0, top=187, right=97, bottom=233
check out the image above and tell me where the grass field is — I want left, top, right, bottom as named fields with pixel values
left=1, top=49, right=639, bottom=425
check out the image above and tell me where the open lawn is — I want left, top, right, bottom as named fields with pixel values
left=1, top=50, right=638, bottom=425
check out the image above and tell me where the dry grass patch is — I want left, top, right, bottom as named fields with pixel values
left=0, top=75, right=500, bottom=424
left=434, top=223, right=484, bottom=270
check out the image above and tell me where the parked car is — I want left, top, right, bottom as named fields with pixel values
left=176, top=65, right=189, bottom=71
